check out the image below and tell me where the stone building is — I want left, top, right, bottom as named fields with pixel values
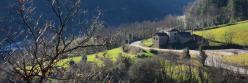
left=154, top=32, right=169, bottom=48
left=154, top=28, right=208, bottom=49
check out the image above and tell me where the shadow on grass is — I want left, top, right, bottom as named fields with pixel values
left=203, top=40, right=248, bottom=49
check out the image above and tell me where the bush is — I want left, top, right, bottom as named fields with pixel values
left=128, top=58, right=169, bottom=83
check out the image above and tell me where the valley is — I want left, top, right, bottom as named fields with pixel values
left=1, top=0, right=248, bottom=82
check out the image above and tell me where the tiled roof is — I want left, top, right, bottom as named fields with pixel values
left=167, top=28, right=179, bottom=32
left=178, top=32, right=191, bottom=38
left=155, top=32, right=168, bottom=36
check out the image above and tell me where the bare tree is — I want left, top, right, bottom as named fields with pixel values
left=160, top=15, right=185, bottom=31
left=3, top=0, right=106, bottom=82
left=0, top=27, right=23, bottom=61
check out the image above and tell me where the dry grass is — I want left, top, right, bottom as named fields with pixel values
left=223, top=53, right=248, bottom=67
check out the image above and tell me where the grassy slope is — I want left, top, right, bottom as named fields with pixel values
left=143, top=21, right=248, bottom=46
left=140, top=21, right=248, bottom=67
left=57, top=47, right=158, bottom=67
left=194, top=21, right=248, bottom=66
left=194, top=21, right=248, bottom=46
left=141, top=38, right=154, bottom=47
left=56, top=47, right=206, bottom=82
left=56, top=20, right=248, bottom=80
left=223, top=53, right=248, bottom=66
left=57, top=48, right=123, bottom=67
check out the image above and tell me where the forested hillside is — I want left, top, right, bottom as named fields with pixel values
left=0, top=0, right=193, bottom=42
left=0, top=0, right=192, bottom=26
left=185, top=0, right=248, bottom=29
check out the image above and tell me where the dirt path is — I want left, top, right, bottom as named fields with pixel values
left=130, top=41, right=248, bottom=74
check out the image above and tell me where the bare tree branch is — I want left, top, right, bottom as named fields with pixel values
left=3, top=0, right=105, bottom=82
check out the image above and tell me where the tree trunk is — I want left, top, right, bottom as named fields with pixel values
left=39, top=72, right=46, bottom=83
left=39, top=76, right=44, bottom=83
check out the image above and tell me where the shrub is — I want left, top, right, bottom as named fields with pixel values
left=128, top=58, right=168, bottom=83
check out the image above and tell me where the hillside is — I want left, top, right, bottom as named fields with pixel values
left=193, top=21, right=248, bottom=67
left=139, top=21, right=248, bottom=47
left=0, top=0, right=193, bottom=26
left=0, top=0, right=193, bottom=42
left=194, top=21, right=248, bottom=46
left=2, top=0, right=248, bottom=82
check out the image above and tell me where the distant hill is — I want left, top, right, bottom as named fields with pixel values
left=0, top=0, right=193, bottom=41
left=0, top=0, right=193, bottom=26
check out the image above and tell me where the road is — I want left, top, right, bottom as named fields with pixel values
left=130, top=41, right=248, bottom=74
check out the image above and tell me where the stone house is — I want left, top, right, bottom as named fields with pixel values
left=154, top=32, right=169, bottom=48
left=154, top=28, right=208, bottom=49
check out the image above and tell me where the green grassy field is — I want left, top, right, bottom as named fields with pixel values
left=57, top=48, right=123, bottom=67
left=194, top=21, right=248, bottom=66
left=194, top=21, right=248, bottom=46
left=57, top=46, right=156, bottom=68
left=141, top=38, right=153, bottom=47
left=56, top=46, right=207, bottom=82
left=223, top=53, right=248, bottom=67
